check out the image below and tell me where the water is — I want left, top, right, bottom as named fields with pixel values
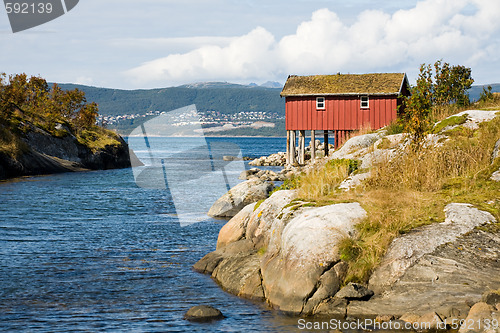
left=0, top=137, right=311, bottom=332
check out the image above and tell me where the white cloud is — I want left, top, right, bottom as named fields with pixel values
left=125, top=27, right=276, bottom=85
left=125, top=0, right=500, bottom=86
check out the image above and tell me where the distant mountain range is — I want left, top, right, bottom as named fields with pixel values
left=57, top=82, right=285, bottom=118
left=56, top=81, right=499, bottom=135
left=179, top=81, right=283, bottom=89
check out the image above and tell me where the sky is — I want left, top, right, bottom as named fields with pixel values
left=1, top=0, right=499, bottom=89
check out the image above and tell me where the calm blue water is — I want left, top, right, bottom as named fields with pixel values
left=0, top=137, right=313, bottom=332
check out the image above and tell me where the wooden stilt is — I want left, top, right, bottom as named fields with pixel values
left=290, top=130, right=296, bottom=165
left=299, top=130, right=305, bottom=165
left=285, top=131, right=290, bottom=164
left=324, top=130, right=329, bottom=157
left=311, top=130, right=316, bottom=161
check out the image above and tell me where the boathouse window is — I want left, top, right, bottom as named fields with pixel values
left=316, top=97, right=325, bottom=110
left=360, top=96, right=369, bottom=109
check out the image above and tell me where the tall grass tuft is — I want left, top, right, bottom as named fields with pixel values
left=297, top=159, right=359, bottom=200
left=369, top=115, right=499, bottom=192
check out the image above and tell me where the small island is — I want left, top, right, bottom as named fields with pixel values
left=0, top=73, right=131, bottom=180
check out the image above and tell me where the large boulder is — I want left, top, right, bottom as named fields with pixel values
left=245, top=190, right=298, bottom=249
left=459, top=302, right=496, bottom=333
left=196, top=192, right=368, bottom=315
left=216, top=202, right=256, bottom=249
left=207, top=178, right=273, bottom=218
left=261, top=203, right=367, bottom=314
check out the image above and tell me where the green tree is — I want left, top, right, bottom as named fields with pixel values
left=478, top=85, right=493, bottom=103
left=433, top=60, right=474, bottom=106
left=402, top=60, right=474, bottom=145
left=0, top=73, right=100, bottom=131
left=76, top=102, right=99, bottom=129
left=402, top=64, right=433, bottom=143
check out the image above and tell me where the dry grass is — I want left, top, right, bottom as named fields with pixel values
left=76, top=127, right=121, bottom=151
left=347, top=123, right=374, bottom=140
left=475, top=92, right=500, bottom=111
left=339, top=189, right=443, bottom=283
left=292, top=104, right=500, bottom=284
left=431, top=104, right=469, bottom=123
left=297, top=159, right=358, bottom=200
left=340, top=114, right=500, bottom=283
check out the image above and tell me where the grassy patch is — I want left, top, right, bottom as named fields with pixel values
left=431, top=113, right=468, bottom=134
left=338, top=189, right=444, bottom=283
left=474, top=92, right=500, bottom=111
left=254, top=199, right=265, bottom=211
left=342, top=114, right=499, bottom=283
left=257, top=246, right=267, bottom=256
left=376, top=137, right=392, bottom=150
left=269, top=176, right=300, bottom=195
left=76, top=127, right=121, bottom=151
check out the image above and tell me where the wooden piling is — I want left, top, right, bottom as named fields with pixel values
left=299, top=130, right=305, bottom=165
left=324, top=130, right=329, bottom=157
left=311, top=130, right=316, bottom=161
left=290, top=130, right=296, bottom=165
left=286, top=130, right=290, bottom=164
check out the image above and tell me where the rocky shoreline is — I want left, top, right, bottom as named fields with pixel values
left=196, top=110, right=500, bottom=331
left=0, top=123, right=131, bottom=180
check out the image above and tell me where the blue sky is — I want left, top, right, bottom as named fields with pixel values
left=1, top=0, right=499, bottom=89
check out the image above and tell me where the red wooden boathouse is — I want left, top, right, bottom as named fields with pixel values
left=280, top=73, right=411, bottom=165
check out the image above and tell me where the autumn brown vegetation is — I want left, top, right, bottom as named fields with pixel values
left=0, top=73, right=119, bottom=156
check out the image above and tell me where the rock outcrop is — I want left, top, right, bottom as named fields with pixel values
left=196, top=190, right=368, bottom=315
left=0, top=122, right=131, bottom=180
left=207, top=178, right=274, bottom=218
left=348, top=204, right=499, bottom=319
left=249, top=152, right=286, bottom=166
left=238, top=168, right=285, bottom=182
left=369, top=203, right=496, bottom=292
left=459, top=302, right=498, bottom=333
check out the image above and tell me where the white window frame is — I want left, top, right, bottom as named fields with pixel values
left=360, top=96, right=369, bottom=109
left=316, top=96, right=326, bottom=110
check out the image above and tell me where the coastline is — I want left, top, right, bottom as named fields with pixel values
left=194, top=110, right=500, bottom=328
